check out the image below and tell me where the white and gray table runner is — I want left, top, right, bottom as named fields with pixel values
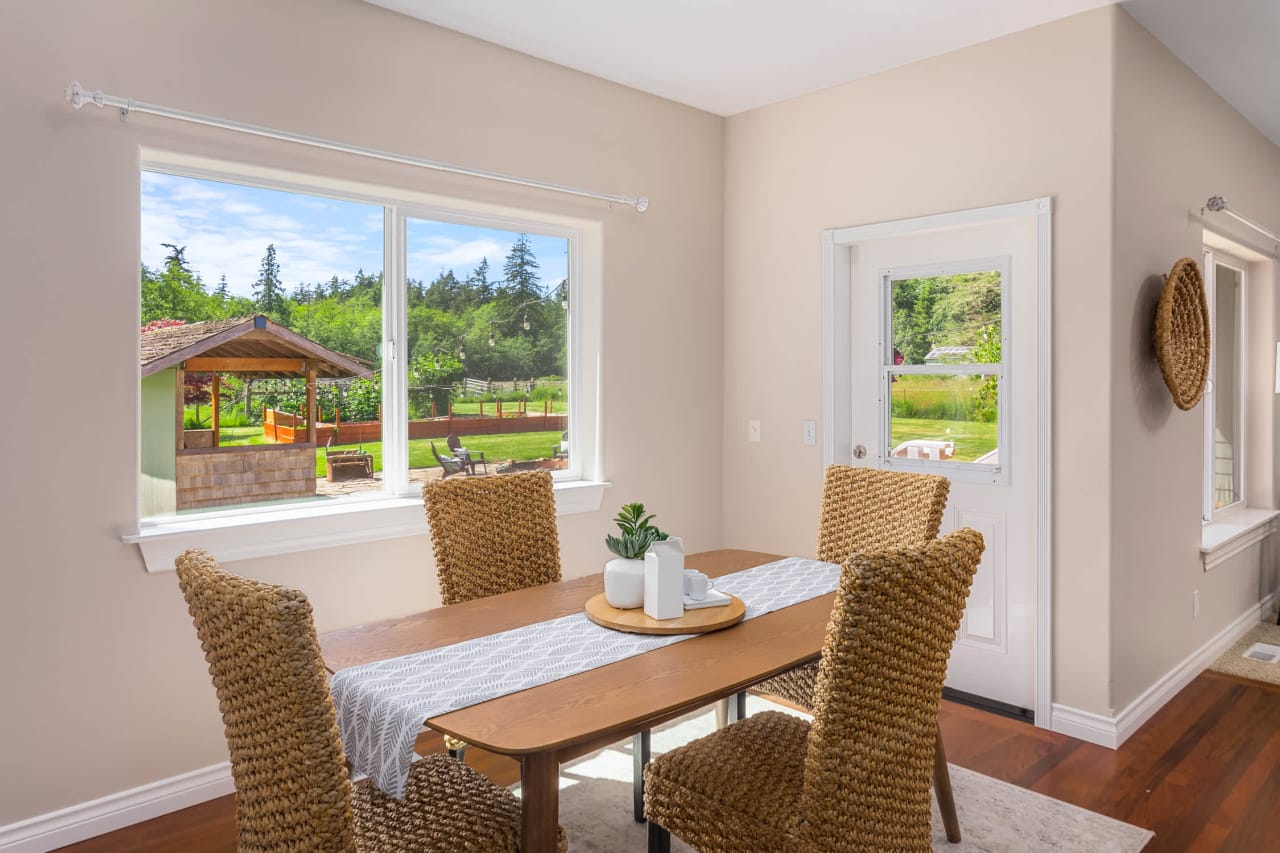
left=330, top=556, right=841, bottom=797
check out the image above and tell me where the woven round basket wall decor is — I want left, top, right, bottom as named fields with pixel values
left=1153, top=257, right=1210, bottom=411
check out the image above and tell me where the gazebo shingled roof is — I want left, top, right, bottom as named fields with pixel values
left=140, top=315, right=371, bottom=379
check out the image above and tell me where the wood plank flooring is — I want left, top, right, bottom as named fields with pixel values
left=57, top=671, right=1280, bottom=852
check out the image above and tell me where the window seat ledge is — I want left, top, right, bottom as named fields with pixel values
left=1201, top=508, right=1280, bottom=571
left=125, top=480, right=610, bottom=573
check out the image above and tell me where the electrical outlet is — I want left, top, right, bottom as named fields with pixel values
left=747, top=419, right=761, bottom=443
left=802, top=419, right=817, bottom=446
left=1192, top=589, right=1200, bottom=619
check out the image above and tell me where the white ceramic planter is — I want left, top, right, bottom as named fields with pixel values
left=603, top=557, right=646, bottom=609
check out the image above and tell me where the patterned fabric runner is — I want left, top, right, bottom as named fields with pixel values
left=331, top=556, right=840, bottom=797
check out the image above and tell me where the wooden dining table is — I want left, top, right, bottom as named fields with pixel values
left=319, top=549, right=834, bottom=853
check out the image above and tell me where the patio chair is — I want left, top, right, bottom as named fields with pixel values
left=429, top=441, right=468, bottom=478
left=174, top=549, right=566, bottom=853
left=446, top=432, right=487, bottom=474
left=644, top=528, right=984, bottom=853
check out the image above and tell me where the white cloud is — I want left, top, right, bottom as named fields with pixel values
left=141, top=178, right=382, bottom=297
left=407, top=237, right=504, bottom=277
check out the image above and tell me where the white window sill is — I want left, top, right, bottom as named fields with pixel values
left=125, top=479, right=610, bottom=573
left=1201, top=507, right=1280, bottom=571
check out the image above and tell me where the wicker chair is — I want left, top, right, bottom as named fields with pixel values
left=757, top=465, right=950, bottom=706
left=174, top=549, right=566, bottom=852
left=423, top=469, right=562, bottom=607
left=422, top=469, right=564, bottom=762
left=644, top=528, right=984, bottom=853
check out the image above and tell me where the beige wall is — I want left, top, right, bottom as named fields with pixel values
left=1109, top=9, right=1280, bottom=709
left=721, top=9, right=1118, bottom=714
left=0, top=0, right=723, bottom=823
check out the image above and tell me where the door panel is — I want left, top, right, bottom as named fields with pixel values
left=848, top=219, right=1037, bottom=711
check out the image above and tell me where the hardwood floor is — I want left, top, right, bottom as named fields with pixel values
left=57, top=671, right=1280, bottom=852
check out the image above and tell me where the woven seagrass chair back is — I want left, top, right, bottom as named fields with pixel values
left=799, top=527, right=984, bottom=852
left=424, top=469, right=562, bottom=606
left=815, top=465, right=950, bottom=564
left=175, top=550, right=356, bottom=853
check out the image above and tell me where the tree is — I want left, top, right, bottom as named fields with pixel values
left=141, top=244, right=215, bottom=323
left=253, top=244, right=288, bottom=322
left=499, top=234, right=545, bottom=335
left=467, top=257, right=494, bottom=304
left=501, top=234, right=542, bottom=302
left=215, top=274, right=230, bottom=300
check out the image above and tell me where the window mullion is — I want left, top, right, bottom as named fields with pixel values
left=381, top=206, right=410, bottom=496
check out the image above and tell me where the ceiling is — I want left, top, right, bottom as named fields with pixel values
left=365, top=0, right=1114, bottom=115
left=366, top=1, right=1280, bottom=146
left=1122, top=0, right=1280, bottom=147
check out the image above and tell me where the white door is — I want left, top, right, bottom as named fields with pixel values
left=843, top=216, right=1040, bottom=713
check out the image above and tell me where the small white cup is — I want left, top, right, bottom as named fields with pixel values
left=683, top=569, right=715, bottom=600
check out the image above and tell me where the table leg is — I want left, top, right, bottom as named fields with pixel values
left=633, top=730, right=651, bottom=822
left=521, top=751, right=560, bottom=853
left=727, top=691, right=747, bottom=723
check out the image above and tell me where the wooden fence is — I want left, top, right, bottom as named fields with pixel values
left=264, top=407, right=567, bottom=447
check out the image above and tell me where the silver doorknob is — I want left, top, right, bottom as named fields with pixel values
left=853, top=445, right=867, bottom=459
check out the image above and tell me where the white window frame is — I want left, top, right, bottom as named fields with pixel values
left=126, top=150, right=607, bottom=572
left=1202, top=248, right=1247, bottom=522
left=877, top=256, right=1012, bottom=486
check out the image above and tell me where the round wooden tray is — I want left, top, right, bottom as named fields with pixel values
left=584, top=593, right=746, bottom=635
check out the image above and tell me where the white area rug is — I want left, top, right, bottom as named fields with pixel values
left=518, top=697, right=1153, bottom=852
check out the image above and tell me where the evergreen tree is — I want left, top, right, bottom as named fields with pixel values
left=499, top=234, right=544, bottom=334
left=467, top=257, right=494, bottom=304
left=140, top=244, right=213, bottom=323
left=501, top=234, right=542, bottom=302
left=253, top=244, right=288, bottom=321
left=215, top=274, right=230, bottom=300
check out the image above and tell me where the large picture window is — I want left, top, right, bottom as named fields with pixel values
left=879, top=257, right=1009, bottom=483
left=139, top=162, right=584, bottom=521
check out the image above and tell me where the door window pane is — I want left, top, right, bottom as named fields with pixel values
left=890, top=270, right=1002, bottom=365
left=888, top=374, right=999, bottom=464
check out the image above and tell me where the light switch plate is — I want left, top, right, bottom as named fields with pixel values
left=802, top=419, right=817, bottom=446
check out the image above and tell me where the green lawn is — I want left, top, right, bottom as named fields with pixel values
left=216, top=426, right=564, bottom=476
left=890, top=417, right=998, bottom=462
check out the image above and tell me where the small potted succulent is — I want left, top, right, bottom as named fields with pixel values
left=603, top=502, right=669, bottom=608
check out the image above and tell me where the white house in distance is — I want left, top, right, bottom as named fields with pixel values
left=2, top=1, right=1279, bottom=850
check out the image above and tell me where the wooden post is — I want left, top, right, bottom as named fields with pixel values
left=497, top=400, right=503, bottom=418
left=211, top=374, right=220, bottom=447
left=305, top=360, right=317, bottom=445
left=175, top=367, right=185, bottom=451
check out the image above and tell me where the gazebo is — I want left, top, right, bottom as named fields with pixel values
left=140, top=315, right=369, bottom=513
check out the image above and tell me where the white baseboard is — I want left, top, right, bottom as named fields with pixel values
left=1049, top=593, right=1275, bottom=751
left=1048, top=703, right=1119, bottom=748
left=0, top=762, right=233, bottom=853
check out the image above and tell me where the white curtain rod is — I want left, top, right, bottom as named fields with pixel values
left=1203, top=195, right=1278, bottom=246
left=64, top=81, right=649, bottom=213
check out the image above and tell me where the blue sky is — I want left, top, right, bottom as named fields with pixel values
left=141, top=172, right=569, bottom=299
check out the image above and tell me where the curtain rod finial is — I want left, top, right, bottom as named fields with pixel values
left=1206, top=195, right=1227, bottom=212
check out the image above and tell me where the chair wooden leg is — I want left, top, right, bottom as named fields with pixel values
left=934, top=724, right=961, bottom=843
left=633, top=730, right=650, bottom=823
left=648, top=821, right=671, bottom=853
